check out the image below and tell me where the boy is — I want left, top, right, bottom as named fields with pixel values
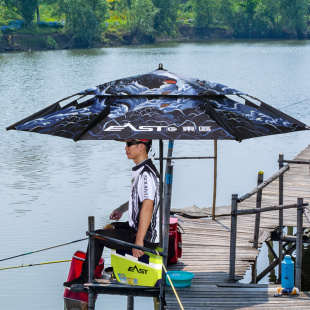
left=64, top=139, right=160, bottom=287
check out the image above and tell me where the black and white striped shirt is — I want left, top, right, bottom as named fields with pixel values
left=128, top=158, right=160, bottom=243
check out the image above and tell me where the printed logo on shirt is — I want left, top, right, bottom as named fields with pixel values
left=143, top=175, right=148, bottom=198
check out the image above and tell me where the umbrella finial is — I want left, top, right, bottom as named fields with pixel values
left=157, top=63, right=165, bottom=71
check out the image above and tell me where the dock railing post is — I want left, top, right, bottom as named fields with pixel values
left=229, top=194, right=238, bottom=283
left=127, top=295, right=134, bottom=310
left=296, top=198, right=303, bottom=291
left=88, top=216, right=96, bottom=310
left=278, top=154, right=284, bottom=283
left=252, top=171, right=264, bottom=283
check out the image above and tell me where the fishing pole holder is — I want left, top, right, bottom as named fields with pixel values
left=85, top=231, right=166, bottom=258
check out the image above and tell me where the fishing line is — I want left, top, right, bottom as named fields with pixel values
left=0, top=260, right=71, bottom=271
left=280, top=97, right=310, bottom=111
left=0, top=238, right=87, bottom=262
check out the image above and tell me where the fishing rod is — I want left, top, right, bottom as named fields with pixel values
left=0, top=238, right=87, bottom=262
left=0, top=259, right=71, bottom=271
left=281, top=97, right=310, bottom=110
left=87, top=232, right=166, bottom=257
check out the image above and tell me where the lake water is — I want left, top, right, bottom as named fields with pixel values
left=1, top=40, right=310, bottom=309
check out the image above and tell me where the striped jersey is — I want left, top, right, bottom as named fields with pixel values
left=128, top=158, right=160, bottom=243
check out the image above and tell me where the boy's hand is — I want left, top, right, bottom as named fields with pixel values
left=109, top=210, right=123, bottom=221
left=132, top=240, right=144, bottom=258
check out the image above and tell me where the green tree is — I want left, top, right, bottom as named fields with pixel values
left=307, top=1, right=310, bottom=28
left=237, top=0, right=259, bottom=37
left=36, top=0, right=57, bottom=23
left=115, top=0, right=131, bottom=10
left=124, top=0, right=158, bottom=41
left=217, top=0, right=235, bottom=27
left=252, top=0, right=282, bottom=37
left=219, top=0, right=261, bottom=37
left=58, top=0, right=108, bottom=46
left=152, top=0, right=179, bottom=37
left=4, top=0, right=38, bottom=25
left=191, top=0, right=217, bottom=34
left=280, top=0, right=308, bottom=37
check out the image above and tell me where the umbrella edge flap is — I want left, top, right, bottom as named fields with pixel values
left=6, top=102, right=62, bottom=131
left=260, top=102, right=309, bottom=129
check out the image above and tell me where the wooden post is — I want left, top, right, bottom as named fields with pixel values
left=252, top=171, right=264, bottom=283
left=160, top=140, right=174, bottom=310
left=278, top=154, right=284, bottom=283
left=127, top=295, right=134, bottom=310
left=88, top=216, right=96, bottom=310
left=229, top=194, right=238, bottom=283
left=253, top=171, right=264, bottom=248
left=212, top=139, right=217, bottom=220
left=295, top=198, right=303, bottom=291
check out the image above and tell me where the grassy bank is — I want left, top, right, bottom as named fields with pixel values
left=0, top=23, right=236, bottom=52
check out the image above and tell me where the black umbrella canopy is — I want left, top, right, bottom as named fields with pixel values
left=7, top=64, right=308, bottom=141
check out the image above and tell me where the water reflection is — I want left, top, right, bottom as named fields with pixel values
left=66, top=48, right=108, bottom=57
left=267, top=241, right=277, bottom=284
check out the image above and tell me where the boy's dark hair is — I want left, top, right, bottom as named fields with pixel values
left=140, top=139, right=152, bottom=153
left=120, top=139, right=152, bottom=153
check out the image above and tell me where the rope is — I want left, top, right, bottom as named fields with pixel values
left=0, top=259, right=71, bottom=271
left=0, top=238, right=87, bottom=262
left=157, top=251, right=185, bottom=310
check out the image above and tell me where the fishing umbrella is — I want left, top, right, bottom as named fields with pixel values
left=6, top=63, right=309, bottom=220
left=6, top=64, right=308, bottom=141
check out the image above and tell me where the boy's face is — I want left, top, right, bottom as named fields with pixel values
left=125, top=143, right=147, bottom=161
left=125, top=143, right=143, bottom=160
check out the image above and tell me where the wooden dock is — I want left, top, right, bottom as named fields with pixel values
left=165, top=145, right=310, bottom=309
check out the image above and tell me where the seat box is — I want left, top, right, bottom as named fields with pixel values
left=64, top=250, right=104, bottom=303
left=168, top=217, right=182, bottom=264
left=111, top=248, right=162, bottom=287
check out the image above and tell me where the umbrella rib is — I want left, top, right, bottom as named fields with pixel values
left=95, top=94, right=225, bottom=98
left=73, top=97, right=114, bottom=142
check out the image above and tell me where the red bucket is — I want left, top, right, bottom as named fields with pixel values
left=63, top=250, right=104, bottom=303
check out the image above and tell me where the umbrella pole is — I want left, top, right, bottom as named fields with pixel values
left=88, top=216, right=96, bottom=310
left=212, top=140, right=218, bottom=220
left=159, top=140, right=174, bottom=310
left=159, top=140, right=164, bottom=247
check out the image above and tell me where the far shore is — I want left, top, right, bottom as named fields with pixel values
left=1, top=25, right=309, bottom=53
